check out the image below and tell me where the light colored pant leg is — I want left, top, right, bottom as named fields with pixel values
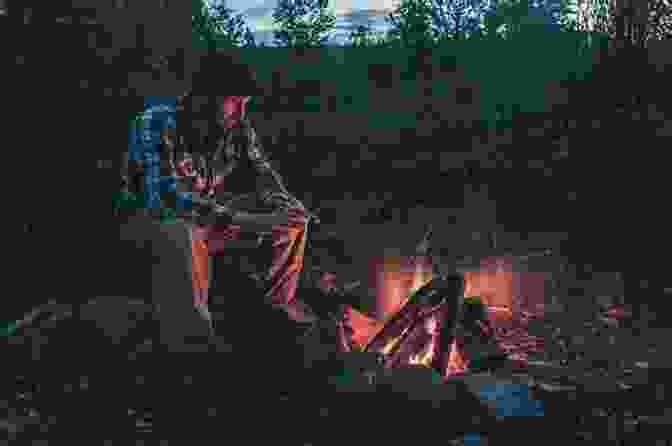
left=120, top=215, right=212, bottom=353
left=152, top=218, right=214, bottom=352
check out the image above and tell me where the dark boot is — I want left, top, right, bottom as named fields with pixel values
left=272, top=299, right=318, bottom=324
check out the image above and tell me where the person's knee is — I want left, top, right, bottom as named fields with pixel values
left=149, top=219, right=193, bottom=262
left=118, top=214, right=152, bottom=245
left=113, top=217, right=155, bottom=298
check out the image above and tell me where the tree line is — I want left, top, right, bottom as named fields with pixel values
left=193, top=0, right=671, bottom=49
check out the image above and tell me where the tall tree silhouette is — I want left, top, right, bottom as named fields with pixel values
left=385, top=0, right=438, bottom=47
left=192, top=0, right=256, bottom=48
left=429, top=0, right=496, bottom=39
left=272, top=0, right=337, bottom=47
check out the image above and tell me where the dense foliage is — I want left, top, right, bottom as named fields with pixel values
left=191, top=0, right=670, bottom=48
left=192, top=0, right=257, bottom=48
left=272, top=0, right=337, bottom=47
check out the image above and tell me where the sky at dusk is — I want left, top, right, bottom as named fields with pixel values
left=206, top=0, right=579, bottom=45
left=206, top=0, right=401, bottom=45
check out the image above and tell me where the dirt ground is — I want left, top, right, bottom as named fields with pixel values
left=2, top=291, right=670, bottom=444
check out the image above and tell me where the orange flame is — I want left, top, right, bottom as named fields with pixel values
left=445, top=339, right=469, bottom=376
left=463, top=256, right=514, bottom=308
left=364, top=253, right=435, bottom=319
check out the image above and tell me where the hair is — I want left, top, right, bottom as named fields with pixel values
left=173, top=52, right=261, bottom=196
left=189, top=51, right=261, bottom=98
left=175, top=52, right=259, bottom=141
left=174, top=92, right=213, bottom=193
left=169, top=52, right=266, bottom=199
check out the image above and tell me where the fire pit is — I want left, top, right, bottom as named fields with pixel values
left=304, top=212, right=582, bottom=383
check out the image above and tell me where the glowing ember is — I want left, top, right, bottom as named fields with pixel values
left=363, top=253, right=434, bottom=321
left=463, top=255, right=547, bottom=316
left=485, top=306, right=546, bottom=365
left=445, top=340, right=469, bottom=376
left=463, top=256, right=514, bottom=309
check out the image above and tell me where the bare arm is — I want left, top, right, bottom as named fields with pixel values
left=243, top=123, right=296, bottom=205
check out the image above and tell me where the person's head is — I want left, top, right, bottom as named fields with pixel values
left=123, top=49, right=186, bottom=98
left=186, top=94, right=251, bottom=130
left=185, top=51, right=261, bottom=131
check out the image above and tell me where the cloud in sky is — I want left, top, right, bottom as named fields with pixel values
left=213, top=0, right=399, bottom=15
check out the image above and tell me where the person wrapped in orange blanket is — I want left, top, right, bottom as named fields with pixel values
left=174, top=55, right=317, bottom=327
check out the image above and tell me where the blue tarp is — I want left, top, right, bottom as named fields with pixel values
left=463, top=381, right=544, bottom=444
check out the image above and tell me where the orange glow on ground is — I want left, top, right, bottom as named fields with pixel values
left=464, top=256, right=547, bottom=317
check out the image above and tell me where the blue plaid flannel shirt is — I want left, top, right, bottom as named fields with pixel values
left=128, top=96, right=195, bottom=213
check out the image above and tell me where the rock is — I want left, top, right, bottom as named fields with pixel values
left=337, top=351, right=384, bottom=372
left=379, top=365, right=445, bottom=389
left=79, top=296, right=154, bottom=345
left=298, top=320, right=343, bottom=369
left=327, top=370, right=378, bottom=394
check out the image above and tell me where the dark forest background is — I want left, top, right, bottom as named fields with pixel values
left=4, top=0, right=672, bottom=325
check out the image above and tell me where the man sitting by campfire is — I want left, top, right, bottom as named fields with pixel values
left=119, top=51, right=317, bottom=353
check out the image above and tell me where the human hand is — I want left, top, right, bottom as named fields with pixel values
left=194, top=200, right=235, bottom=225
left=205, top=203, right=236, bottom=226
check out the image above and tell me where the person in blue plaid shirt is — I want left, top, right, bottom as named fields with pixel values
left=118, top=53, right=318, bottom=355
left=124, top=96, right=207, bottom=218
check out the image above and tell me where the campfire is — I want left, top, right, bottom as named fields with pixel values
left=317, top=235, right=559, bottom=379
